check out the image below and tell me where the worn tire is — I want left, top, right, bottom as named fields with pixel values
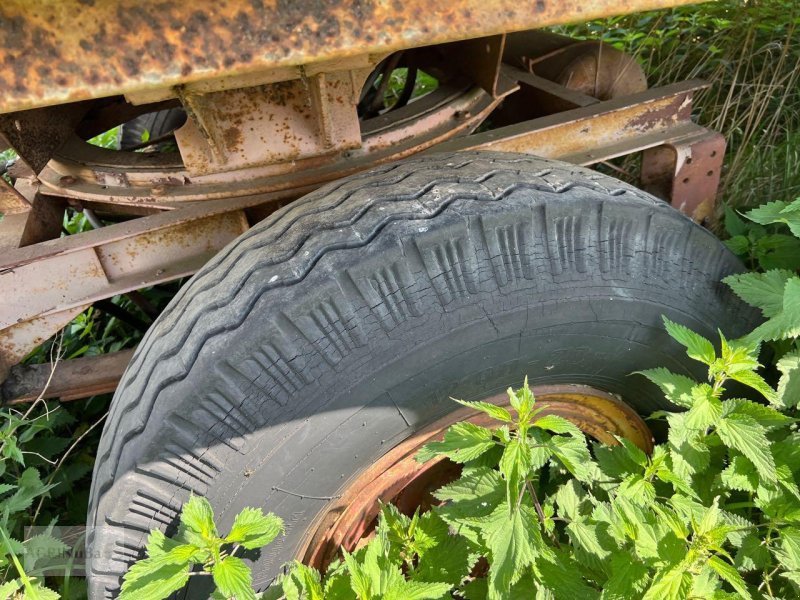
left=87, top=152, right=756, bottom=597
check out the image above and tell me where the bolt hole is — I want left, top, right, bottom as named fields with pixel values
left=706, top=170, right=714, bottom=177
left=711, top=151, right=717, bottom=157
left=686, top=157, right=693, bottom=164
left=682, top=177, right=690, bottom=184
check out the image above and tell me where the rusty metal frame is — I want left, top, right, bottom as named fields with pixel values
left=0, top=77, right=724, bottom=401
left=0, top=14, right=725, bottom=403
left=1, top=0, right=701, bottom=115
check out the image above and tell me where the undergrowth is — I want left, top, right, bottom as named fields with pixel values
left=559, top=0, right=800, bottom=208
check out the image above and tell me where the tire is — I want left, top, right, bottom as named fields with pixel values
left=119, top=108, right=186, bottom=150
left=86, top=151, right=757, bottom=597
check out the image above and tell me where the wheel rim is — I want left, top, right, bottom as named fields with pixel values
left=299, top=384, right=653, bottom=570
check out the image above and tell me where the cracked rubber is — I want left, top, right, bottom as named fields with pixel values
left=86, top=152, right=757, bottom=597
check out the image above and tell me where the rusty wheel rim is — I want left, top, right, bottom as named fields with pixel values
left=299, top=384, right=652, bottom=570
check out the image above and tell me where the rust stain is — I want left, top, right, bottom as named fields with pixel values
left=0, top=0, right=701, bottom=115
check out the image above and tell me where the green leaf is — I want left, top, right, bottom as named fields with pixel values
left=554, top=480, right=585, bottom=521
left=773, top=528, right=800, bottom=572
left=602, top=554, right=650, bottom=600
left=144, top=529, right=180, bottom=558
left=411, top=533, right=474, bottom=587
left=663, top=317, right=716, bottom=365
left=642, top=563, right=691, bottom=600
left=754, top=233, right=800, bottom=270
left=726, top=370, right=778, bottom=404
left=212, top=556, right=255, bottom=600
left=720, top=455, right=758, bottom=492
left=416, top=422, right=495, bottom=464
left=225, top=507, right=283, bottom=550
left=724, top=205, right=749, bottom=237
left=548, top=435, right=593, bottom=482
left=484, top=503, right=541, bottom=598
left=724, top=269, right=793, bottom=317
left=746, top=199, right=800, bottom=237
left=777, top=350, right=800, bottom=408
left=685, top=384, right=722, bottom=430
left=744, top=277, right=800, bottom=344
left=532, top=414, right=582, bottom=437
left=499, top=437, right=532, bottom=507
left=722, top=398, right=792, bottom=430
left=0, top=580, right=20, bottom=599
left=617, top=474, right=656, bottom=506
left=181, top=495, right=218, bottom=540
left=119, top=554, right=191, bottom=600
left=724, top=235, right=749, bottom=255
left=716, top=413, right=776, bottom=482
left=635, top=368, right=695, bottom=408
left=454, top=399, right=512, bottom=423
left=282, top=561, right=323, bottom=600
left=707, top=555, right=751, bottom=599
left=566, top=520, right=610, bottom=560
left=734, top=534, right=771, bottom=572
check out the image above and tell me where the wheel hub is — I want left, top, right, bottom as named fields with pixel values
left=299, top=384, right=653, bottom=570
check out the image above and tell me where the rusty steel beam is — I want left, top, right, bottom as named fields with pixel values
left=0, top=0, right=702, bottom=115
left=0, top=196, right=260, bottom=376
left=434, top=78, right=705, bottom=157
left=1, top=348, right=136, bottom=404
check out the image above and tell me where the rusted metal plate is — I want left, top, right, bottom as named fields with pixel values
left=0, top=305, right=88, bottom=381
left=1, top=348, right=136, bottom=404
left=175, top=69, right=368, bottom=175
left=642, top=128, right=726, bottom=223
left=0, top=0, right=701, bottom=115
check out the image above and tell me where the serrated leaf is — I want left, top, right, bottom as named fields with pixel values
left=180, top=495, right=218, bottom=540
left=411, top=534, right=474, bottom=587
left=282, top=561, right=323, bottom=600
left=554, top=480, right=584, bottom=521
left=726, top=369, right=778, bottom=404
left=454, top=399, right=512, bottom=422
left=119, top=554, right=191, bottom=600
left=483, top=503, right=541, bottom=598
left=721, top=455, right=759, bottom=492
left=716, top=413, right=776, bottom=482
left=722, top=398, right=792, bottom=430
left=566, top=520, right=610, bottom=560
left=734, top=534, right=771, bottom=572
left=707, top=555, right=751, bottom=599
left=724, top=269, right=793, bottom=317
left=602, top=554, right=650, bottom=600
left=685, top=384, right=722, bottom=430
left=617, top=474, right=656, bottom=506
left=724, top=235, right=749, bottom=255
left=499, top=437, right=532, bottom=507
left=777, top=350, right=800, bottom=408
left=532, top=414, right=582, bottom=437
left=754, top=233, right=800, bottom=270
left=636, top=368, right=695, bottom=408
left=773, top=528, right=800, bottom=571
left=212, top=556, right=255, bottom=600
left=746, top=199, right=800, bottom=237
left=548, top=435, right=593, bottom=482
left=416, top=422, right=495, bottom=464
left=744, top=277, right=800, bottom=344
left=642, top=564, right=691, bottom=600
left=533, top=550, right=597, bottom=599
left=663, top=317, right=716, bottom=365
left=0, top=580, right=20, bottom=598
left=225, top=507, right=283, bottom=550
left=725, top=206, right=749, bottom=237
